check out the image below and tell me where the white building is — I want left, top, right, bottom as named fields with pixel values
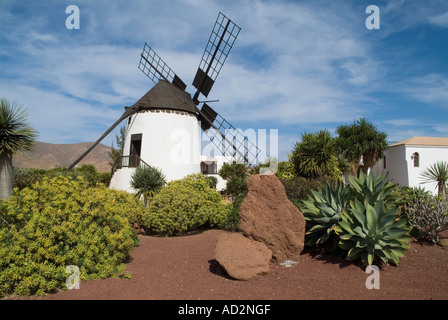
left=109, top=81, right=200, bottom=193
left=372, top=136, right=448, bottom=195
left=199, top=155, right=232, bottom=191
left=109, top=80, right=232, bottom=193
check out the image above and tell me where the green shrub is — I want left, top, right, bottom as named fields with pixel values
left=143, top=174, right=231, bottom=236
left=224, top=192, right=247, bottom=232
left=43, top=165, right=111, bottom=187
left=301, top=180, right=352, bottom=251
left=98, top=172, right=112, bottom=186
left=13, top=168, right=46, bottom=189
left=396, top=186, right=433, bottom=207
left=405, top=195, right=448, bottom=243
left=0, top=176, right=144, bottom=297
left=281, top=176, right=331, bottom=207
left=205, top=176, right=218, bottom=189
left=276, top=161, right=295, bottom=180
left=218, top=161, right=249, bottom=196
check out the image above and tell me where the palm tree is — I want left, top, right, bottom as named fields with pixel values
left=420, top=161, right=448, bottom=200
left=0, top=98, right=38, bottom=200
left=290, top=129, right=340, bottom=179
left=336, top=118, right=387, bottom=177
left=131, top=165, right=166, bottom=207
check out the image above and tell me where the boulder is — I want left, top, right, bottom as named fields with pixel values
left=239, top=174, right=306, bottom=262
left=214, top=232, right=272, bottom=281
left=438, top=238, right=448, bottom=248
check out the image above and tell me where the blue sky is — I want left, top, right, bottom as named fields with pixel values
left=1, top=0, right=447, bottom=161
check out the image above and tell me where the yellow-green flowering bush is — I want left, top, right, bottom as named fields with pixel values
left=0, top=176, right=145, bottom=297
left=143, top=174, right=231, bottom=236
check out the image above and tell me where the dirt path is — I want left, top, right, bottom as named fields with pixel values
left=19, top=229, right=448, bottom=300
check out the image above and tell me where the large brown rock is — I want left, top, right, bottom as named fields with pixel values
left=214, top=232, right=272, bottom=281
left=239, top=174, right=306, bottom=262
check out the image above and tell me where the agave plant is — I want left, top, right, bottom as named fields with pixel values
left=334, top=199, right=412, bottom=266
left=301, top=180, right=352, bottom=250
left=349, top=170, right=399, bottom=208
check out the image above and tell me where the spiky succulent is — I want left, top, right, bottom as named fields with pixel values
left=349, top=171, right=399, bottom=208
left=301, top=180, right=352, bottom=250
left=334, top=199, right=412, bottom=266
left=0, top=98, right=37, bottom=156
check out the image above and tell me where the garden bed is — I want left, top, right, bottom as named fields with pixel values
left=13, top=229, right=448, bottom=300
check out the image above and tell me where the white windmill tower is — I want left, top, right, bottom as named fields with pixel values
left=113, top=79, right=201, bottom=192
left=67, top=12, right=260, bottom=192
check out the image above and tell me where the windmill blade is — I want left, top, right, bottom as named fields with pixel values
left=139, top=43, right=187, bottom=91
left=192, top=12, right=241, bottom=103
left=198, top=104, right=260, bottom=165
left=66, top=105, right=143, bottom=170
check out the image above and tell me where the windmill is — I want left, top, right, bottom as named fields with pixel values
left=68, top=12, right=260, bottom=190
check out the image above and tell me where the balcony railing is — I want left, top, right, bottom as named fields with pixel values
left=111, top=155, right=150, bottom=175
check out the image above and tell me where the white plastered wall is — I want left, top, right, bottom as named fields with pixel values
left=110, top=110, right=201, bottom=192
left=373, top=145, right=448, bottom=195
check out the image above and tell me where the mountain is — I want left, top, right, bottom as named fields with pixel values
left=13, top=141, right=113, bottom=173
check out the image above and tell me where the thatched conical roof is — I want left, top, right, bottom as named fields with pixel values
left=130, top=80, right=197, bottom=114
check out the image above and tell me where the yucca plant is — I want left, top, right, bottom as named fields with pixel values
left=301, top=180, right=352, bottom=250
left=0, top=98, right=38, bottom=200
left=420, top=161, right=448, bottom=200
left=334, top=199, right=412, bottom=266
left=131, top=165, right=166, bottom=207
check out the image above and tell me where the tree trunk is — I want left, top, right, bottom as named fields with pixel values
left=0, top=152, right=13, bottom=200
left=438, top=181, right=447, bottom=201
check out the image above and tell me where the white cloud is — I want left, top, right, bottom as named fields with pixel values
left=384, top=119, right=418, bottom=127
left=430, top=11, right=448, bottom=27
left=405, top=74, right=448, bottom=106
left=1, top=0, right=447, bottom=149
left=0, top=83, right=123, bottom=143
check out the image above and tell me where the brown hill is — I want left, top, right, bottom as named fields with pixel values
left=13, top=141, right=112, bottom=173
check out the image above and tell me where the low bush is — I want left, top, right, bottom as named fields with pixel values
left=205, top=176, right=218, bottom=189
left=218, top=161, right=248, bottom=196
left=396, top=186, right=433, bottom=208
left=405, top=195, right=448, bottom=243
left=13, top=165, right=112, bottom=190
left=276, top=161, right=295, bottom=180
left=0, top=176, right=144, bottom=297
left=282, top=176, right=331, bottom=207
left=224, top=192, right=247, bottom=232
left=13, top=168, right=46, bottom=189
left=143, top=174, right=231, bottom=236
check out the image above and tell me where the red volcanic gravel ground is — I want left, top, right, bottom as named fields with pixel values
left=16, top=229, right=448, bottom=301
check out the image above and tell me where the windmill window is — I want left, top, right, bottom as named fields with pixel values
left=201, top=161, right=217, bottom=174
left=412, top=152, right=419, bottom=167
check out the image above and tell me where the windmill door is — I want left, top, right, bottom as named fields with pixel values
left=129, top=134, right=142, bottom=167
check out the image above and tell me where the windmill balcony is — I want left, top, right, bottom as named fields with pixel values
left=111, top=155, right=150, bottom=175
